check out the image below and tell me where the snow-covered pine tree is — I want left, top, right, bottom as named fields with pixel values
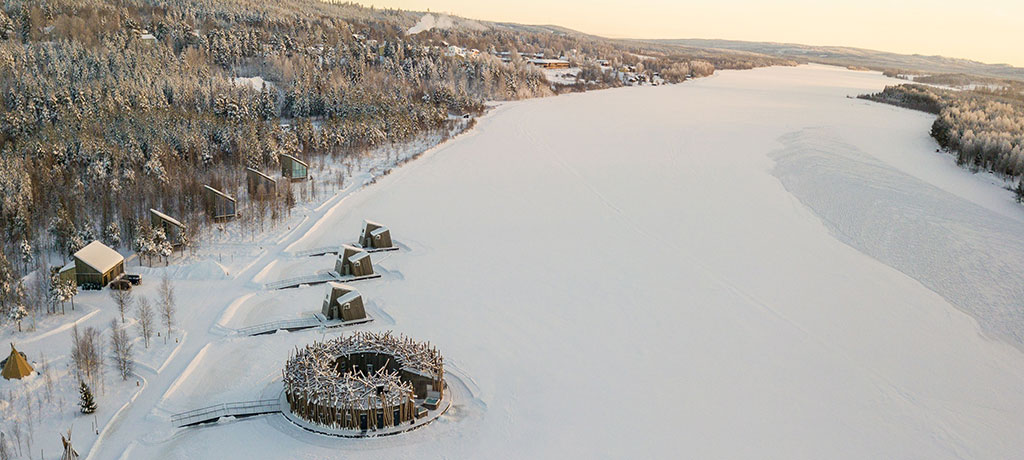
left=1016, top=179, right=1024, bottom=204
left=78, top=381, right=96, bottom=414
left=9, top=303, right=27, bottom=332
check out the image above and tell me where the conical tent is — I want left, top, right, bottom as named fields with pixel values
left=2, top=343, right=34, bottom=380
left=61, top=431, right=79, bottom=460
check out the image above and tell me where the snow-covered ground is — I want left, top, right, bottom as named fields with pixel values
left=10, top=63, right=1024, bottom=459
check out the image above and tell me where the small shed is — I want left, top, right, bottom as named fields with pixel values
left=246, top=167, right=277, bottom=198
left=73, top=241, right=124, bottom=286
left=2, top=343, right=34, bottom=380
left=335, top=245, right=374, bottom=277
left=150, top=209, right=186, bottom=246
left=321, top=282, right=367, bottom=322
left=280, top=153, right=309, bottom=181
left=203, top=185, right=237, bottom=220
left=359, top=220, right=394, bottom=249
left=58, top=262, right=76, bottom=285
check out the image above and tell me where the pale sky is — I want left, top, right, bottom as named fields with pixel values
left=363, top=0, right=1024, bottom=67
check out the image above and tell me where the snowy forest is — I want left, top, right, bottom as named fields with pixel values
left=859, top=84, right=1024, bottom=187
left=0, top=0, right=802, bottom=332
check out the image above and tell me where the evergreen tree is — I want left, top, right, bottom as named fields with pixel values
left=79, top=381, right=97, bottom=414
left=1017, top=179, right=1024, bottom=204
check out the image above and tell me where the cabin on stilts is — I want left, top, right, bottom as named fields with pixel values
left=359, top=220, right=394, bottom=249
left=2, top=343, right=34, bottom=380
left=71, top=241, right=125, bottom=287
left=203, top=185, right=237, bottom=220
left=321, top=282, right=367, bottom=322
left=336, top=244, right=374, bottom=277
left=246, top=167, right=278, bottom=199
left=150, top=209, right=186, bottom=246
left=279, top=153, right=309, bottom=181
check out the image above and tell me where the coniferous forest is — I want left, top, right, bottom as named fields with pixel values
left=0, top=0, right=799, bottom=323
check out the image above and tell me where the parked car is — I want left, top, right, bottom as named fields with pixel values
left=124, top=274, right=142, bottom=285
left=109, top=279, right=132, bottom=291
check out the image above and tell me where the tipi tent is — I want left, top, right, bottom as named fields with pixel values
left=2, top=343, right=34, bottom=380
left=60, top=431, right=79, bottom=460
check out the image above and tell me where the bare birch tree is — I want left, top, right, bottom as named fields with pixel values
left=135, top=296, right=155, bottom=349
left=109, top=319, right=133, bottom=381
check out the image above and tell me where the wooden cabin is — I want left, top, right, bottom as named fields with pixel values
left=321, top=282, right=367, bottom=322
left=72, top=241, right=124, bottom=286
left=203, top=185, right=237, bottom=220
left=246, top=167, right=277, bottom=198
left=279, top=153, right=309, bottom=181
left=150, top=209, right=186, bottom=246
left=359, top=220, right=394, bottom=249
left=335, top=244, right=374, bottom=277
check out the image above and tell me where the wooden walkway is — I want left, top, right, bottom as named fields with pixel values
left=171, top=399, right=281, bottom=427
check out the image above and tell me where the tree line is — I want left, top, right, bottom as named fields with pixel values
left=859, top=84, right=1024, bottom=192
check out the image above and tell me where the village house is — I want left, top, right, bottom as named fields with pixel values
left=321, top=282, right=367, bottom=322
left=528, top=58, right=571, bottom=69
left=71, top=240, right=125, bottom=287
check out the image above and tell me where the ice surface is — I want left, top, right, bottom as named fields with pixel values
left=15, top=64, right=1024, bottom=460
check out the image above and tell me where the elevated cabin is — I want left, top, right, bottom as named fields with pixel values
left=150, top=209, right=186, bottom=246
left=203, top=185, right=237, bottom=220
left=2, top=343, right=34, bottom=380
left=279, top=154, right=308, bottom=181
left=246, top=167, right=277, bottom=198
left=335, top=244, right=374, bottom=277
left=73, top=241, right=124, bottom=286
left=321, top=282, right=367, bottom=322
left=359, top=220, right=394, bottom=249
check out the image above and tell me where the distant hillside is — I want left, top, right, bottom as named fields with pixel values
left=647, top=39, right=1024, bottom=81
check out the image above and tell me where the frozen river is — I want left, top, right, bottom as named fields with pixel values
left=127, top=64, right=1024, bottom=459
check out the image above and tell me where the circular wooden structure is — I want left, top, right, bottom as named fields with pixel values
left=283, top=331, right=444, bottom=432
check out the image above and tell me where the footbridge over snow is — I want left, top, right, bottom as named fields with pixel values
left=171, top=399, right=281, bottom=428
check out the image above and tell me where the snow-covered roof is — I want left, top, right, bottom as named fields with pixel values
left=348, top=251, right=370, bottom=262
left=59, top=262, right=75, bottom=274
left=370, top=227, right=389, bottom=237
left=334, top=290, right=361, bottom=306
left=139, top=33, right=156, bottom=41
left=203, top=185, right=235, bottom=201
left=150, top=209, right=185, bottom=229
left=246, top=167, right=277, bottom=183
left=74, top=241, right=124, bottom=274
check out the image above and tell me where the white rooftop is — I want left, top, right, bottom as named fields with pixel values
left=74, top=241, right=124, bottom=274
left=150, top=209, right=185, bottom=229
